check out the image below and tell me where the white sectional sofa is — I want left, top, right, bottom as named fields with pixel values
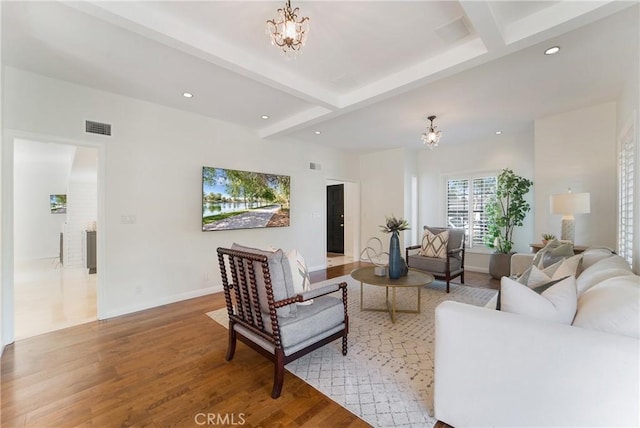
left=434, top=248, right=639, bottom=427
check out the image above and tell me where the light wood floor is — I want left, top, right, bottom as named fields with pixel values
left=2, top=262, right=495, bottom=427
left=13, top=258, right=97, bottom=340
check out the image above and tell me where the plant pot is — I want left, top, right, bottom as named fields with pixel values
left=489, top=252, right=514, bottom=280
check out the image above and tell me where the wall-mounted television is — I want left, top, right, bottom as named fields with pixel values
left=202, top=166, right=290, bottom=231
left=50, top=194, right=67, bottom=214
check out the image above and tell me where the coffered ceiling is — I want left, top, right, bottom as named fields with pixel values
left=2, top=1, right=638, bottom=152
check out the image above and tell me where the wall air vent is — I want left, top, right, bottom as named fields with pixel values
left=85, top=120, right=111, bottom=136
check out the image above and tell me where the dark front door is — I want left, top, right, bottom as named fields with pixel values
left=327, top=184, right=345, bottom=254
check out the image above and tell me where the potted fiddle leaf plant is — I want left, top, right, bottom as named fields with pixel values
left=484, top=168, right=534, bottom=279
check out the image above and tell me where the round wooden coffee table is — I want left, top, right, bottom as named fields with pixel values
left=350, top=267, right=434, bottom=323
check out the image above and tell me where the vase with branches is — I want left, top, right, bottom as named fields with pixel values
left=379, top=215, right=410, bottom=279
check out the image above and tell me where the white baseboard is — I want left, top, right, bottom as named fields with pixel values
left=465, top=265, right=489, bottom=274
left=102, top=285, right=223, bottom=320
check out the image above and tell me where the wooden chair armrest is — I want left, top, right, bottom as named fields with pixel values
left=406, top=245, right=421, bottom=259
left=448, top=247, right=464, bottom=256
left=273, top=282, right=348, bottom=308
left=299, top=282, right=346, bottom=301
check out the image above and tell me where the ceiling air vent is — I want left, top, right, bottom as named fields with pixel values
left=85, top=120, right=111, bottom=136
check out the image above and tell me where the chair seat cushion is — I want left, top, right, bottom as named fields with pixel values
left=408, top=254, right=461, bottom=274
left=267, top=295, right=345, bottom=349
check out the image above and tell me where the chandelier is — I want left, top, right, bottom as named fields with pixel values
left=266, top=0, right=310, bottom=56
left=421, top=115, right=442, bottom=149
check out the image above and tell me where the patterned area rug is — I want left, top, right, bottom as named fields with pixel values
left=207, top=275, right=496, bottom=428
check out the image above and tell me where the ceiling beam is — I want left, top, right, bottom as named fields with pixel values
left=459, top=1, right=506, bottom=51
left=65, top=1, right=341, bottom=110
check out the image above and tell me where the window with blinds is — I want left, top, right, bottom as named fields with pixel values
left=618, top=122, right=635, bottom=267
left=446, top=175, right=497, bottom=248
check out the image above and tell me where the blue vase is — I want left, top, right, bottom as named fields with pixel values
left=388, top=231, right=402, bottom=279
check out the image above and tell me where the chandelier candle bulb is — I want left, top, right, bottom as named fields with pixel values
left=421, top=115, right=442, bottom=148
left=266, top=0, right=309, bottom=57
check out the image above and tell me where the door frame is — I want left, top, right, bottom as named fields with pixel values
left=1, top=129, right=106, bottom=346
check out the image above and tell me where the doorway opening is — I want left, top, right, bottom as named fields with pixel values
left=326, top=180, right=359, bottom=268
left=13, top=139, right=98, bottom=339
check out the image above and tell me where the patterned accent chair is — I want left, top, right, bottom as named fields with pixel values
left=405, top=227, right=466, bottom=293
left=217, top=245, right=349, bottom=398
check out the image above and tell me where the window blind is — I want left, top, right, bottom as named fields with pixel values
left=618, top=125, right=635, bottom=267
left=446, top=175, right=497, bottom=248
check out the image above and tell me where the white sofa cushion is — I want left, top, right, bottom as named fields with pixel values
left=579, top=247, right=615, bottom=273
left=573, top=275, right=640, bottom=338
left=500, top=275, right=577, bottom=324
left=576, top=255, right=634, bottom=297
left=434, top=301, right=640, bottom=427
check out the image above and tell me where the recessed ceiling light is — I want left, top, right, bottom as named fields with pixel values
left=182, top=92, right=193, bottom=98
left=314, top=131, right=321, bottom=135
left=495, top=130, right=502, bottom=135
left=261, top=115, right=270, bottom=120
left=544, top=46, right=560, bottom=55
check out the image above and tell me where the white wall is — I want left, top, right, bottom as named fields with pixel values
left=403, top=149, right=419, bottom=246
left=1, top=3, right=4, bottom=355
left=13, top=141, right=72, bottom=260
left=417, top=133, right=535, bottom=271
left=342, top=181, right=360, bottom=258
left=359, top=148, right=409, bottom=251
left=534, top=102, right=617, bottom=249
left=2, top=67, right=358, bottom=321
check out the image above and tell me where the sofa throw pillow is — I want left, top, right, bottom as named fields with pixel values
left=419, top=229, right=449, bottom=258
left=499, top=275, right=577, bottom=324
left=517, top=254, right=582, bottom=288
left=497, top=274, right=568, bottom=310
left=287, top=249, right=314, bottom=306
left=532, top=239, right=574, bottom=268
left=231, top=243, right=297, bottom=318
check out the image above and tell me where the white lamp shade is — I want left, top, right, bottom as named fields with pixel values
left=550, top=192, right=591, bottom=215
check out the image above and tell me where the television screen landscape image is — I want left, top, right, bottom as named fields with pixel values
left=202, top=166, right=290, bottom=231
left=50, top=194, right=67, bottom=214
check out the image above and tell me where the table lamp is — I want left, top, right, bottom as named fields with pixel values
left=549, top=189, right=590, bottom=243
